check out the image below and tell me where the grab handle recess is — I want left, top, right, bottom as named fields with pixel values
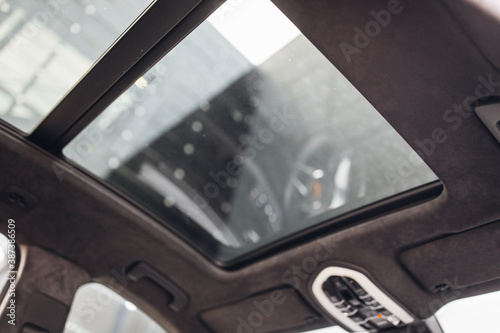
left=126, top=262, right=189, bottom=312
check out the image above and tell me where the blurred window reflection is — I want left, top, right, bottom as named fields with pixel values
left=0, top=0, right=152, bottom=132
left=64, top=283, right=166, bottom=333
left=0, top=233, right=9, bottom=292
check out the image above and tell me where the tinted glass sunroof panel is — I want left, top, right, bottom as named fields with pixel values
left=64, top=0, right=438, bottom=262
left=0, top=0, right=153, bottom=132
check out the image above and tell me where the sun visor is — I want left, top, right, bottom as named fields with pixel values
left=401, top=220, right=500, bottom=293
left=200, top=288, right=324, bottom=333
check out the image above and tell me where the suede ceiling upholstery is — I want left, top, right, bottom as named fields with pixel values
left=442, top=0, right=500, bottom=71
left=0, top=0, right=499, bottom=332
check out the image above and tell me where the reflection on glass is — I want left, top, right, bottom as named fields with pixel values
left=0, top=0, right=152, bottom=132
left=64, top=0, right=438, bottom=261
left=64, top=283, right=166, bottom=333
left=0, top=233, right=9, bottom=291
left=436, top=291, right=500, bottom=332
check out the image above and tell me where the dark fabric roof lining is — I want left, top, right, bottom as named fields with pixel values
left=0, top=0, right=499, bottom=331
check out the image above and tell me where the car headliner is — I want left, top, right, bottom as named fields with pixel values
left=0, top=0, right=499, bottom=332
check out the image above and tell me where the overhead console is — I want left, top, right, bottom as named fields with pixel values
left=311, top=266, right=414, bottom=332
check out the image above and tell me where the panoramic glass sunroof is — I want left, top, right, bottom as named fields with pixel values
left=64, top=0, right=438, bottom=262
left=0, top=0, right=153, bottom=132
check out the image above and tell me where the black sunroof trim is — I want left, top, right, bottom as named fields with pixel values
left=48, top=0, right=226, bottom=153
left=28, top=0, right=205, bottom=149
left=221, top=180, right=443, bottom=268
left=60, top=150, right=444, bottom=268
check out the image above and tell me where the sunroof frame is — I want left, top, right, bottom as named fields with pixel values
left=28, top=0, right=204, bottom=148
left=0, top=0, right=443, bottom=267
